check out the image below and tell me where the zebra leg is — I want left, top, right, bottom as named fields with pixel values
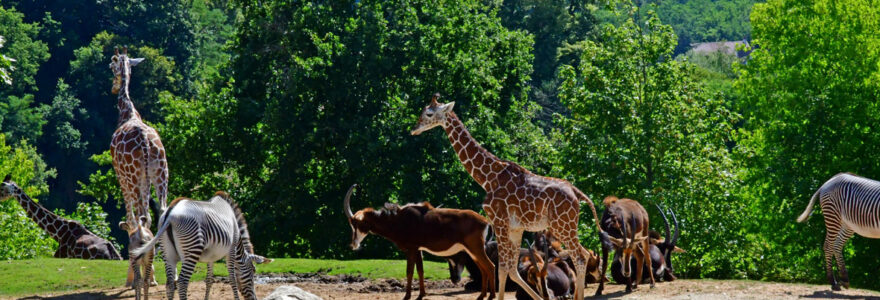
left=162, top=244, right=179, bottom=300
left=226, top=254, right=241, bottom=300
left=205, top=262, right=214, bottom=300
left=824, top=230, right=841, bottom=291
left=833, top=228, right=854, bottom=289
left=143, top=254, right=153, bottom=300
left=177, top=257, right=199, bottom=300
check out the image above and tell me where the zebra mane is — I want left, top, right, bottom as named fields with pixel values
left=214, top=191, right=255, bottom=253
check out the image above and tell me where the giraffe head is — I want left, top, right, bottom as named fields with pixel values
left=410, top=93, right=455, bottom=135
left=109, top=47, right=145, bottom=95
left=119, top=216, right=154, bottom=257
left=0, top=174, right=19, bottom=202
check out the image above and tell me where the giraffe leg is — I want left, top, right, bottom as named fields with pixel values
left=499, top=229, right=541, bottom=300
left=833, top=228, right=854, bottom=289
left=143, top=254, right=153, bottom=300
left=552, top=222, right=587, bottom=300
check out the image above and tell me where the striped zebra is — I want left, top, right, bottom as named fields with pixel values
left=797, top=172, right=880, bottom=291
left=133, top=192, right=259, bottom=300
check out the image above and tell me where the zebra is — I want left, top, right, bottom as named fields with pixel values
left=133, top=192, right=259, bottom=300
left=797, top=172, right=880, bottom=291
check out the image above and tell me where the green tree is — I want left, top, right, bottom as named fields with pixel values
left=185, top=0, right=554, bottom=258
left=556, top=4, right=743, bottom=278
left=0, top=5, right=49, bottom=96
left=735, top=0, right=880, bottom=287
left=0, top=35, right=13, bottom=85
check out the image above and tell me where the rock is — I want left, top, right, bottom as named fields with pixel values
left=262, top=285, right=323, bottom=300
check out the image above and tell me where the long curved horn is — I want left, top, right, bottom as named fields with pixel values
left=621, top=219, right=629, bottom=250
left=671, top=208, right=681, bottom=246
left=655, top=204, right=671, bottom=244
left=431, top=93, right=441, bottom=105
left=344, top=184, right=357, bottom=219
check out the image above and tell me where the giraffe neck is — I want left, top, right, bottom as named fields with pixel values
left=117, top=75, right=141, bottom=126
left=11, top=188, right=71, bottom=242
left=442, top=112, right=502, bottom=191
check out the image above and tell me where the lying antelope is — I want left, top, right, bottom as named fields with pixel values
left=343, top=184, right=496, bottom=300
left=611, top=204, right=684, bottom=283
left=596, top=196, right=655, bottom=295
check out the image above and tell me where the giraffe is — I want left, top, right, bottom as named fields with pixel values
left=0, top=175, right=123, bottom=260
left=109, top=47, right=168, bottom=288
left=411, top=93, right=603, bottom=300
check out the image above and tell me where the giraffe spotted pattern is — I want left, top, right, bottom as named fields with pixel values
left=0, top=175, right=122, bottom=260
left=108, top=47, right=167, bottom=296
left=412, top=94, right=602, bottom=300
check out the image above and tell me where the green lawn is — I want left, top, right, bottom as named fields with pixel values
left=0, top=257, right=450, bottom=297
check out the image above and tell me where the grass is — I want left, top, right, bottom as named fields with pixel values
left=0, top=257, right=450, bottom=297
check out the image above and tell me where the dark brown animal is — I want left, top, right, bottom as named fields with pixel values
left=596, top=196, right=655, bottom=295
left=611, top=205, right=684, bottom=284
left=344, top=184, right=496, bottom=300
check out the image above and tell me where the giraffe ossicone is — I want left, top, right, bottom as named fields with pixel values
left=412, top=93, right=604, bottom=300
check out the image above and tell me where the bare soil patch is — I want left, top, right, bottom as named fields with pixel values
left=10, top=273, right=880, bottom=300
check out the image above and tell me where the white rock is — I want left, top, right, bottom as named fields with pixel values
left=262, top=285, right=323, bottom=300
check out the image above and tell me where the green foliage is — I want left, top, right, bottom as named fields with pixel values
left=77, top=151, right=122, bottom=207
left=0, top=35, right=13, bottom=85
left=206, top=0, right=552, bottom=258
left=556, top=4, right=743, bottom=278
left=0, top=94, right=44, bottom=143
left=38, top=79, right=88, bottom=154
left=0, top=5, right=49, bottom=95
left=0, top=134, right=56, bottom=260
left=734, top=0, right=880, bottom=288
left=653, top=0, right=761, bottom=53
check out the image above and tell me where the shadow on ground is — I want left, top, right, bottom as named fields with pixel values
left=18, top=290, right=127, bottom=300
left=801, top=290, right=880, bottom=300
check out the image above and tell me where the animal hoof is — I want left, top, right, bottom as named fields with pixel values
left=150, top=281, right=158, bottom=287
left=842, top=282, right=850, bottom=289
left=832, top=284, right=841, bottom=291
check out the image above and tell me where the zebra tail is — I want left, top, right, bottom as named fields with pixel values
left=797, top=190, right=820, bottom=223
left=132, top=210, right=173, bottom=260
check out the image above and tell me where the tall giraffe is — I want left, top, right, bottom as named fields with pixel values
left=411, top=94, right=603, bottom=300
left=109, top=47, right=167, bottom=288
left=0, top=175, right=122, bottom=260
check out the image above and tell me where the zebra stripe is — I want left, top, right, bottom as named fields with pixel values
left=797, top=173, right=880, bottom=290
left=133, top=192, right=258, bottom=300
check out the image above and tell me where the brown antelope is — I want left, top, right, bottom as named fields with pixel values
left=611, top=204, right=684, bottom=284
left=343, top=184, right=496, bottom=300
left=596, top=196, right=655, bottom=295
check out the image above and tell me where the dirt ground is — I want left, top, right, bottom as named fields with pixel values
left=12, top=273, right=880, bottom=300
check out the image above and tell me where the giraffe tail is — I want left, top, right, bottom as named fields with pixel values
left=132, top=208, right=173, bottom=260
left=574, top=187, right=603, bottom=233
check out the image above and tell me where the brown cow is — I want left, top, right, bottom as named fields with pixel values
left=344, top=184, right=496, bottom=300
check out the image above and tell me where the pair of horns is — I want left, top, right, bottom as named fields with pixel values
left=114, top=46, right=129, bottom=55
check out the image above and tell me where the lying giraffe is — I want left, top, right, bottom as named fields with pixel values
left=0, top=175, right=122, bottom=260
left=412, top=93, right=603, bottom=300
